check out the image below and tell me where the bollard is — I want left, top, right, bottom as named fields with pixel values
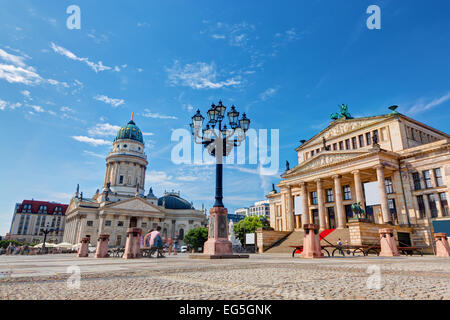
left=301, top=224, right=323, bottom=258
left=379, top=228, right=400, bottom=257
left=95, top=234, right=110, bottom=258
left=123, top=228, right=142, bottom=259
left=435, top=233, right=450, bottom=257
left=77, top=237, right=90, bottom=258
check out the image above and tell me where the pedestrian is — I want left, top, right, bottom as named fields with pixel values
left=167, top=237, right=173, bottom=255
left=337, top=238, right=343, bottom=256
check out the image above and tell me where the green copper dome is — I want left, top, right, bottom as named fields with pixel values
left=115, top=117, right=144, bottom=144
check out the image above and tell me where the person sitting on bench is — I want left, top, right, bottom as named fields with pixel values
left=148, top=226, right=165, bottom=258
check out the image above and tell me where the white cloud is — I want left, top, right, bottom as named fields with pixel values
left=47, top=78, right=69, bottom=87
left=0, top=99, right=7, bottom=110
left=408, top=92, right=450, bottom=115
left=259, top=87, right=278, bottom=101
left=94, top=95, right=125, bottom=107
left=166, top=60, right=241, bottom=89
left=88, top=123, right=121, bottom=137
left=83, top=150, right=106, bottom=158
left=72, top=136, right=110, bottom=146
left=31, top=105, right=44, bottom=113
left=60, top=106, right=75, bottom=113
left=50, top=42, right=112, bottom=73
left=142, top=108, right=178, bottom=120
left=21, top=90, right=31, bottom=98
left=0, top=48, right=27, bottom=67
left=137, top=22, right=150, bottom=28
left=0, top=63, right=42, bottom=85
left=142, top=132, right=154, bottom=136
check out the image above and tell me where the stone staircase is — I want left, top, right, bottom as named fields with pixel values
left=264, top=228, right=350, bottom=254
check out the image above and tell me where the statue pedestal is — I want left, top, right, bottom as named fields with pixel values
left=379, top=228, right=400, bottom=257
left=435, top=233, right=450, bottom=257
left=192, top=207, right=248, bottom=259
left=95, top=234, right=110, bottom=258
left=301, top=224, right=323, bottom=258
left=123, top=228, right=142, bottom=259
left=77, top=237, right=90, bottom=258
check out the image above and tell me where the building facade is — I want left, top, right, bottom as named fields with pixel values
left=267, top=107, right=449, bottom=245
left=63, top=115, right=206, bottom=246
left=9, top=200, right=68, bottom=243
left=249, top=200, right=270, bottom=219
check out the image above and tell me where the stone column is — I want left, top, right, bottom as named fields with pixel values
left=316, top=179, right=327, bottom=230
left=352, top=170, right=365, bottom=210
left=423, top=194, right=432, bottom=220
left=123, top=227, right=142, bottom=259
left=98, top=214, right=106, bottom=235
left=73, top=217, right=80, bottom=244
left=77, top=237, right=90, bottom=258
left=286, top=187, right=294, bottom=231
left=435, top=233, right=450, bottom=257
left=300, top=182, right=310, bottom=225
left=434, top=193, right=444, bottom=218
left=333, top=175, right=346, bottom=229
left=295, top=215, right=301, bottom=229
left=95, top=234, right=110, bottom=258
left=301, top=224, right=323, bottom=258
left=375, top=165, right=392, bottom=224
left=379, top=228, right=400, bottom=256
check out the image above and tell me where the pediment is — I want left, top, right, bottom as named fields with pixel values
left=66, top=198, right=78, bottom=214
left=106, top=198, right=163, bottom=213
left=285, top=151, right=368, bottom=176
left=300, top=116, right=389, bottom=149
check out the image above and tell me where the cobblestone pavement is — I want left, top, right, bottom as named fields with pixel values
left=0, top=254, right=449, bottom=300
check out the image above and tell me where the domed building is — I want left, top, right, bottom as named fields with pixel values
left=63, top=114, right=206, bottom=246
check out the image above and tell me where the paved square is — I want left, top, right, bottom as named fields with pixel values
left=0, top=254, right=449, bottom=300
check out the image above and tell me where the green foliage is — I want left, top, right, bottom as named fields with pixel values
left=183, top=227, right=208, bottom=252
left=0, top=240, right=34, bottom=249
left=233, top=215, right=270, bottom=245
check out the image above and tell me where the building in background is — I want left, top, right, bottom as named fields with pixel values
left=63, top=115, right=206, bottom=246
left=267, top=106, right=449, bottom=247
left=8, top=200, right=68, bottom=243
left=234, top=207, right=249, bottom=216
left=227, top=212, right=246, bottom=223
left=249, top=201, right=270, bottom=219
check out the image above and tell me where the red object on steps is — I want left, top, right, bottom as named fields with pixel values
left=319, top=228, right=335, bottom=239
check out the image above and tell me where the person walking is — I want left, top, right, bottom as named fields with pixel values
left=337, top=238, right=343, bottom=256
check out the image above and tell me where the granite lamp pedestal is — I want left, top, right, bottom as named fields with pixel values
left=123, top=228, right=142, bottom=259
left=435, top=233, right=450, bottom=257
left=191, top=207, right=248, bottom=259
left=77, top=237, right=90, bottom=258
left=95, top=234, right=110, bottom=258
left=379, top=228, right=400, bottom=257
left=301, top=224, right=323, bottom=258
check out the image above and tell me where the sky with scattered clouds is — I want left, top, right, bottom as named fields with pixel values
left=1, top=0, right=450, bottom=235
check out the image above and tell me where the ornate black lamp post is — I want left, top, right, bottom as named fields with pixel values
left=189, top=101, right=250, bottom=257
left=41, top=223, right=56, bottom=254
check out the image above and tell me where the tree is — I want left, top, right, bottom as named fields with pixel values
left=183, top=227, right=208, bottom=252
left=233, top=215, right=270, bottom=245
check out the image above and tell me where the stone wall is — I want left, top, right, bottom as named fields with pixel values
left=348, top=221, right=414, bottom=246
left=256, top=229, right=291, bottom=253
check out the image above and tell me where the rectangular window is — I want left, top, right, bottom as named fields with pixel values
left=388, top=199, right=397, bottom=223
left=345, top=139, right=350, bottom=150
left=316, top=148, right=320, bottom=154
left=385, top=177, right=394, bottom=194
left=417, top=195, right=425, bottom=219
left=373, top=130, right=379, bottom=144
left=105, top=220, right=111, bottom=227
left=428, top=194, right=438, bottom=218
left=412, top=172, right=422, bottom=190
left=411, top=128, right=416, bottom=141
left=311, top=150, right=315, bottom=157
left=352, top=137, right=358, bottom=149
left=87, top=221, right=93, bottom=227
left=326, top=189, right=334, bottom=203
left=119, top=175, right=124, bottom=184
left=141, top=222, right=147, bottom=228
left=339, top=141, right=344, bottom=150
left=118, top=221, right=124, bottom=227
left=333, top=143, right=337, bottom=151
left=358, top=135, right=365, bottom=148
left=310, top=192, right=318, bottom=205
left=434, top=168, right=443, bottom=187
left=343, top=185, right=351, bottom=200
left=423, top=170, right=433, bottom=189
left=439, top=193, right=449, bottom=216
left=116, top=235, right=122, bottom=246
left=366, top=132, right=372, bottom=145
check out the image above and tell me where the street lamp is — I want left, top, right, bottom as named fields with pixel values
left=190, top=101, right=250, bottom=208
left=41, top=223, right=56, bottom=254
left=189, top=101, right=250, bottom=257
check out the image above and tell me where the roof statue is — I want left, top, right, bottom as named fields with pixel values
left=330, top=104, right=354, bottom=120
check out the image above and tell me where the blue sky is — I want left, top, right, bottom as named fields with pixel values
left=1, top=0, right=450, bottom=235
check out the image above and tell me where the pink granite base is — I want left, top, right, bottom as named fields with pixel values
left=435, top=233, right=450, bottom=257
left=77, top=238, right=90, bottom=258
left=123, top=228, right=142, bottom=259
left=301, top=224, right=323, bottom=259
left=95, top=234, right=110, bottom=258
left=379, top=228, right=400, bottom=257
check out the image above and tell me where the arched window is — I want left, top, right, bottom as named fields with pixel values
left=178, top=228, right=184, bottom=240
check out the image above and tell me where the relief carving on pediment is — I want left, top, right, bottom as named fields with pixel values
left=294, top=153, right=359, bottom=173
left=312, top=119, right=381, bottom=145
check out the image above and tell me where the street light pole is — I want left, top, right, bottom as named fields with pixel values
left=190, top=101, right=250, bottom=257
left=41, top=223, right=55, bottom=254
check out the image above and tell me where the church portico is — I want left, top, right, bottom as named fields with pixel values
left=267, top=107, right=449, bottom=249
